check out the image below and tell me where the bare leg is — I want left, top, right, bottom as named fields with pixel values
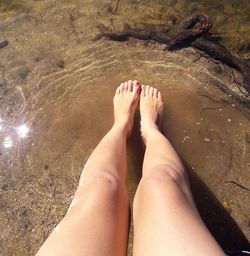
left=36, top=80, right=140, bottom=256
left=133, top=85, right=225, bottom=256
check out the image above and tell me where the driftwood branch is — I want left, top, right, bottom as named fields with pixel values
left=224, top=180, right=250, bottom=192
left=113, top=0, right=121, bottom=13
left=97, top=13, right=250, bottom=94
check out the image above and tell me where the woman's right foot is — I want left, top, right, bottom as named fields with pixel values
left=140, top=84, right=163, bottom=142
left=113, top=80, right=140, bottom=137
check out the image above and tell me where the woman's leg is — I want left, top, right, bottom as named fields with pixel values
left=133, top=85, right=225, bottom=256
left=36, top=80, right=140, bottom=256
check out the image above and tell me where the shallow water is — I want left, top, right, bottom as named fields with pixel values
left=0, top=0, right=250, bottom=255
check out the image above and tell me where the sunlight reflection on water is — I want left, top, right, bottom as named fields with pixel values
left=15, top=124, right=29, bottom=138
left=1, top=122, right=30, bottom=149
left=3, top=136, right=13, bottom=149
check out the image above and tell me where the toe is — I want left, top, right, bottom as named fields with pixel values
left=145, top=85, right=150, bottom=96
left=153, top=88, right=158, bottom=98
left=132, top=80, right=140, bottom=93
left=119, top=82, right=124, bottom=92
left=149, top=87, right=154, bottom=96
left=124, top=81, right=128, bottom=91
left=141, top=84, right=146, bottom=97
left=116, top=86, right=121, bottom=95
left=158, top=91, right=162, bottom=100
left=133, top=80, right=140, bottom=87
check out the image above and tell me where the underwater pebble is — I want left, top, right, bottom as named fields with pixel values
left=204, top=137, right=211, bottom=143
left=0, top=40, right=9, bottom=48
left=196, top=122, right=200, bottom=125
left=223, top=201, right=231, bottom=212
left=57, top=60, right=65, bottom=69
left=231, top=104, right=236, bottom=107
left=227, top=118, right=232, bottom=122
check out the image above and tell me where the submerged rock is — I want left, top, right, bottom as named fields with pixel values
left=0, top=40, right=9, bottom=48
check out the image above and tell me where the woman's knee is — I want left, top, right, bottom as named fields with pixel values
left=133, top=166, right=187, bottom=212
left=142, top=164, right=187, bottom=188
left=134, top=165, right=191, bottom=203
left=78, top=170, right=127, bottom=199
left=134, top=166, right=189, bottom=208
left=94, top=171, right=122, bottom=190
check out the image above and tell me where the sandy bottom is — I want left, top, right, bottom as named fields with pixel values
left=0, top=0, right=249, bottom=255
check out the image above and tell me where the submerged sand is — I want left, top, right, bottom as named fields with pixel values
left=0, top=0, right=249, bottom=255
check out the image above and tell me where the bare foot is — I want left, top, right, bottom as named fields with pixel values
left=140, top=84, right=163, bottom=141
left=113, top=80, right=140, bottom=136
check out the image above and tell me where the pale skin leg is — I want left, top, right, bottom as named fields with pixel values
left=133, top=85, right=225, bottom=256
left=36, top=80, right=140, bottom=256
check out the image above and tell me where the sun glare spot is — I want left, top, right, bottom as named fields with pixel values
left=16, top=124, right=29, bottom=138
left=3, top=137, right=13, bottom=148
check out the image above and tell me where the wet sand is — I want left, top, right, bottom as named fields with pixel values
left=0, top=0, right=249, bottom=255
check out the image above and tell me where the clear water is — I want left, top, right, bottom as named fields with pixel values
left=0, top=0, right=249, bottom=255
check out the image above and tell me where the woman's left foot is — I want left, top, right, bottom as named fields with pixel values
left=113, top=80, right=140, bottom=136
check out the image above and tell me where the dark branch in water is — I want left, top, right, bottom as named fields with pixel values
left=113, top=0, right=121, bottom=13
left=97, top=13, right=250, bottom=95
left=224, top=180, right=250, bottom=192
left=167, top=13, right=212, bottom=50
left=97, top=24, right=172, bottom=43
left=190, top=38, right=250, bottom=95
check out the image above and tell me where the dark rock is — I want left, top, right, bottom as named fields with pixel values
left=57, top=60, right=65, bottom=69
left=0, top=40, right=9, bottom=48
left=106, top=5, right=113, bottom=13
left=18, top=68, right=30, bottom=80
